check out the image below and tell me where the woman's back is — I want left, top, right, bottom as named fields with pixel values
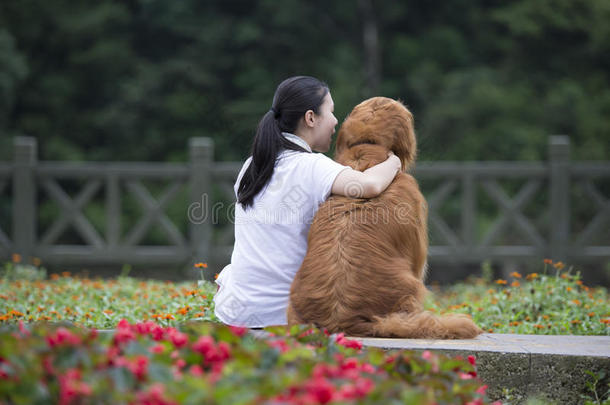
left=215, top=146, right=350, bottom=326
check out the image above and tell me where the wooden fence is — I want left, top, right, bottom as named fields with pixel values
left=0, top=136, right=608, bottom=277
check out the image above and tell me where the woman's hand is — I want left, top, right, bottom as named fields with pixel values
left=332, top=150, right=403, bottom=198
left=387, top=151, right=402, bottom=174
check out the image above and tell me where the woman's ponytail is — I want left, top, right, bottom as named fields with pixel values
left=237, top=76, right=329, bottom=209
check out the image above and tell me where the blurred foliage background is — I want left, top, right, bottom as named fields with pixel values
left=1, top=0, right=609, bottom=283
left=1, top=0, right=609, bottom=163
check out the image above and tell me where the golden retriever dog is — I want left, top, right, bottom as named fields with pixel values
left=287, top=97, right=482, bottom=339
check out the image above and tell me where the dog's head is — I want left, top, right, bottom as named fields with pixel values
left=335, top=97, right=416, bottom=170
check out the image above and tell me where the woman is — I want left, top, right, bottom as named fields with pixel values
left=213, top=76, right=401, bottom=327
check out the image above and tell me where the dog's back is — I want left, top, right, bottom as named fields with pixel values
left=289, top=144, right=429, bottom=334
left=288, top=97, right=482, bottom=339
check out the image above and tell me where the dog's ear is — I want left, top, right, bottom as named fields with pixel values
left=388, top=100, right=417, bottom=169
left=335, top=97, right=417, bottom=170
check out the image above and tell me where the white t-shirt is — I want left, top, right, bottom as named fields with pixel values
left=213, top=133, right=350, bottom=327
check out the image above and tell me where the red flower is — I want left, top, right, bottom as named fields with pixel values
left=58, top=369, right=92, bottom=405
left=305, top=377, right=335, bottom=404
left=192, top=336, right=215, bottom=356
left=353, top=377, right=375, bottom=397
left=189, top=364, right=203, bottom=376
left=149, top=343, right=165, bottom=354
left=132, top=355, right=149, bottom=381
left=113, top=327, right=136, bottom=347
left=0, top=357, right=11, bottom=380
left=18, top=320, right=30, bottom=337
left=166, top=328, right=188, bottom=348
left=192, top=336, right=231, bottom=365
left=46, top=328, right=82, bottom=348
left=134, top=383, right=177, bottom=405
left=117, top=319, right=130, bottom=329
left=467, top=355, right=476, bottom=366
left=151, top=325, right=165, bottom=341
left=134, top=321, right=158, bottom=336
left=268, top=339, right=290, bottom=353
left=229, top=325, right=248, bottom=337
left=335, top=333, right=363, bottom=350
left=116, top=355, right=149, bottom=381
left=42, top=355, right=55, bottom=375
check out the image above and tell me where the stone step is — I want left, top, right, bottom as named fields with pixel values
left=352, top=333, right=610, bottom=404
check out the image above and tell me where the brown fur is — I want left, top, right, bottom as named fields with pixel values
left=287, top=97, right=482, bottom=339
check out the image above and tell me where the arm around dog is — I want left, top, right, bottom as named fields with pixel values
left=331, top=152, right=401, bottom=198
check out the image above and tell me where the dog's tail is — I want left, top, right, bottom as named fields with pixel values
left=362, top=311, right=482, bottom=339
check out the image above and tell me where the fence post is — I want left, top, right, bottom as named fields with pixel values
left=549, top=135, right=570, bottom=263
left=188, top=137, right=213, bottom=279
left=13, top=136, right=37, bottom=262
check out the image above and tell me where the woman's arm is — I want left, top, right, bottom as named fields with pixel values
left=331, top=152, right=402, bottom=198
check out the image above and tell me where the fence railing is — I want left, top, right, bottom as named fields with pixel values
left=0, top=136, right=608, bottom=276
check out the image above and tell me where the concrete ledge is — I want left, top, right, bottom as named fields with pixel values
left=352, top=334, right=610, bottom=404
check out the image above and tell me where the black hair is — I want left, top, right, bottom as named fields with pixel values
left=237, top=76, right=329, bottom=209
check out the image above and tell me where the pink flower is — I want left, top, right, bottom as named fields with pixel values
left=87, top=329, right=98, bottom=341
left=18, top=320, right=30, bottom=337
left=268, top=339, right=290, bottom=353
left=115, top=355, right=149, bottom=381
left=46, top=328, right=82, bottom=348
left=149, top=343, right=165, bottom=354
left=105, top=346, right=120, bottom=365
left=459, top=372, right=475, bottom=380
left=131, top=355, right=149, bottom=381
left=0, top=358, right=11, bottom=380
left=42, top=355, right=55, bottom=375
left=340, top=357, right=358, bottom=371
left=229, top=325, right=248, bottom=337
left=151, top=325, right=165, bottom=341
left=476, top=385, right=488, bottom=395
left=335, top=334, right=363, bottom=350
left=58, top=369, right=92, bottom=405
left=305, top=377, right=335, bottom=404
left=312, top=363, right=331, bottom=379
left=192, top=336, right=230, bottom=364
left=134, top=321, right=157, bottom=336
left=113, top=319, right=137, bottom=346
left=192, top=336, right=215, bottom=356
left=117, top=319, right=130, bottom=330
left=298, top=328, right=316, bottom=338
left=421, top=350, right=433, bottom=360
left=167, top=329, right=188, bottom=348
left=135, top=382, right=177, bottom=405
left=353, top=377, right=375, bottom=397
left=215, top=342, right=231, bottom=362
left=360, top=362, right=376, bottom=374
left=189, top=365, right=203, bottom=376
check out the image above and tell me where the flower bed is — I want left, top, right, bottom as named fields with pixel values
left=427, top=260, right=609, bottom=335
left=0, top=320, right=496, bottom=404
left=1, top=259, right=608, bottom=335
left=1, top=258, right=608, bottom=403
